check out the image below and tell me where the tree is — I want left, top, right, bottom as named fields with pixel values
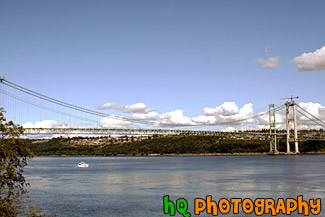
left=0, top=108, right=39, bottom=216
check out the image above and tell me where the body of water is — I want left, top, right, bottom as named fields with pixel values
left=24, top=155, right=325, bottom=216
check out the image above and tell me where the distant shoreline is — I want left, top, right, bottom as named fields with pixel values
left=28, top=135, right=325, bottom=157
left=33, top=151, right=325, bottom=157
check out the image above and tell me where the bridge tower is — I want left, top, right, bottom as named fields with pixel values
left=269, top=104, right=278, bottom=154
left=285, top=100, right=299, bottom=154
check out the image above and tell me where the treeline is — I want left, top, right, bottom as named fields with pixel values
left=27, top=136, right=325, bottom=156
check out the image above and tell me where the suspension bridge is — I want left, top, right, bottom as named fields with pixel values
left=1, top=77, right=325, bottom=154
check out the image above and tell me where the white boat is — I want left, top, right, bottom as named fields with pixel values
left=77, top=162, right=89, bottom=168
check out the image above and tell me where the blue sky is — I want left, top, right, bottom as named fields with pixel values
left=1, top=1, right=325, bottom=129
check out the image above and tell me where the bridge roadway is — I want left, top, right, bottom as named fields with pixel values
left=23, top=128, right=325, bottom=141
left=24, top=127, right=280, bottom=139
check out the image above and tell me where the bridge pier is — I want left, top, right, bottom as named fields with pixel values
left=269, top=104, right=279, bottom=154
left=285, top=101, right=300, bottom=154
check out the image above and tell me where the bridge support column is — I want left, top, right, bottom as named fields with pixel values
left=285, top=101, right=299, bottom=154
left=293, top=103, right=299, bottom=153
left=269, top=104, right=278, bottom=154
left=286, top=104, right=291, bottom=153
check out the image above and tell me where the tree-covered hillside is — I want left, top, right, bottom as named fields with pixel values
left=27, top=136, right=325, bottom=156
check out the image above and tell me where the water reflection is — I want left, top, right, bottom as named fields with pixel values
left=24, top=155, right=325, bottom=217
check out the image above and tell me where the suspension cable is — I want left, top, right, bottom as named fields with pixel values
left=1, top=79, right=157, bottom=126
left=296, top=107, right=325, bottom=128
left=1, top=78, right=286, bottom=128
left=168, top=104, right=286, bottom=128
left=296, top=104, right=325, bottom=126
left=0, top=89, right=104, bottom=125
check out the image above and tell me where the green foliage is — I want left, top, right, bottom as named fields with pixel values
left=277, top=139, right=325, bottom=153
left=28, top=133, right=325, bottom=157
left=300, top=140, right=325, bottom=152
left=28, top=135, right=273, bottom=156
left=0, top=108, right=51, bottom=216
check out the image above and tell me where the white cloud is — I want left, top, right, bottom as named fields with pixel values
left=23, top=102, right=325, bottom=131
left=124, top=103, right=150, bottom=113
left=99, top=116, right=133, bottom=128
left=194, top=102, right=253, bottom=124
left=87, top=109, right=194, bottom=128
left=22, top=120, right=59, bottom=128
left=22, top=122, right=35, bottom=128
left=190, top=102, right=324, bottom=130
left=295, top=102, right=325, bottom=129
left=257, top=56, right=280, bottom=69
left=221, top=127, right=236, bottom=132
left=254, top=102, right=325, bottom=130
left=192, top=115, right=217, bottom=124
left=298, top=102, right=322, bottom=116
left=131, top=111, right=159, bottom=120
left=203, top=102, right=239, bottom=116
left=97, top=102, right=151, bottom=114
left=22, top=121, right=90, bottom=129
left=235, top=103, right=254, bottom=119
left=96, top=102, right=122, bottom=111
left=97, top=102, right=194, bottom=126
left=291, top=46, right=325, bottom=71
left=254, top=112, right=286, bottom=130
left=156, top=110, right=195, bottom=126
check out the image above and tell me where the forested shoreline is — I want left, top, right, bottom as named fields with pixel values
left=26, top=135, right=325, bottom=156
